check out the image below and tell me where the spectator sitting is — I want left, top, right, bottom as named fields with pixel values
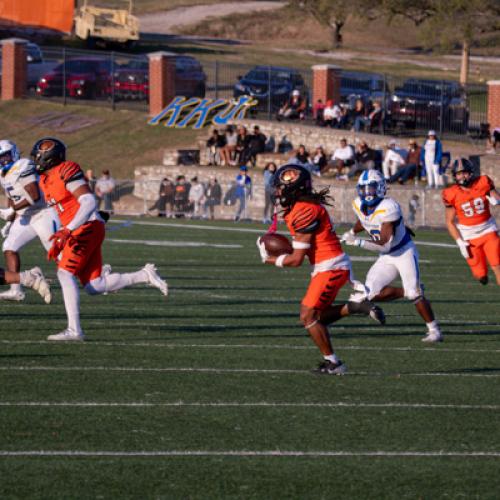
left=389, top=139, right=422, bottom=184
left=173, top=175, right=191, bottom=217
left=354, top=101, right=383, bottom=133
left=242, top=125, right=267, bottom=168
left=312, top=145, right=328, bottom=175
left=95, top=169, right=116, bottom=214
left=323, top=100, right=342, bottom=128
left=235, top=126, right=251, bottom=166
left=327, top=138, right=355, bottom=178
left=277, top=90, right=306, bottom=121
left=313, top=99, right=325, bottom=126
left=220, top=125, right=238, bottom=166
left=347, top=141, right=377, bottom=179
left=206, top=129, right=227, bottom=166
left=349, top=99, right=366, bottom=130
left=149, top=177, right=175, bottom=217
left=295, top=144, right=310, bottom=165
left=204, top=177, right=222, bottom=220
left=382, top=139, right=406, bottom=181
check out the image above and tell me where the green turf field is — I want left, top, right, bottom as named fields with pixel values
left=0, top=218, right=499, bottom=499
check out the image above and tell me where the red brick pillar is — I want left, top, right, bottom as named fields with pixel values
left=487, top=80, right=500, bottom=130
left=312, top=64, right=341, bottom=106
left=1, top=39, right=27, bottom=100
left=148, top=51, right=177, bottom=117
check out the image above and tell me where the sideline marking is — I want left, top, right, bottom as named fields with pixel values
left=0, top=366, right=498, bottom=377
left=107, top=238, right=242, bottom=249
left=1, top=340, right=498, bottom=354
left=0, top=450, right=499, bottom=458
left=0, top=402, right=498, bottom=410
left=109, top=219, right=457, bottom=249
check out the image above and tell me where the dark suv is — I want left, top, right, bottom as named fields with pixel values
left=340, top=71, right=388, bottom=107
left=36, top=57, right=111, bottom=99
left=111, top=56, right=206, bottom=101
left=233, top=66, right=308, bottom=111
left=388, top=78, right=468, bottom=133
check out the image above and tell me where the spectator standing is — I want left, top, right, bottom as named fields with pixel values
left=408, top=194, right=420, bottom=227
left=234, top=166, right=252, bottom=222
left=420, top=130, right=443, bottom=188
left=206, top=129, right=226, bottom=166
left=389, top=139, right=422, bottom=185
left=95, top=169, right=116, bottom=214
left=86, top=169, right=97, bottom=193
left=263, top=162, right=277, bottom=224
left=204, top=177, right=222, bottom=220
left=173, top=175, right=191, bottom=216
left=487, top=126, right=500, bottom=153
left=382, top=139, right=405, bottom=181
left=220, top=125, right=238, bottom=166
left=189, top=177, right=205, bottom=219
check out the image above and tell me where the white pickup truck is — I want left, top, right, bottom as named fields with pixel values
left=0, top=41, right=58, bottom=90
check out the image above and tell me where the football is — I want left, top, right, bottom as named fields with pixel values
left=260, top=233, right=293, bottom=257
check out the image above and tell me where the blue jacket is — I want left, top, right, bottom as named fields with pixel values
left=420, top=138, right=443, bottom=166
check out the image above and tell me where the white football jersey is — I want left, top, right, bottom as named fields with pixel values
left=352, top=197, right=410, bottom=253
left=0, top=158, right=45, bottom=216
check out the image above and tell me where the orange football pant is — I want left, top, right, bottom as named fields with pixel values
left=302, top=269, right=350, bottom=310
left=466, top=231, right=500, bottom=279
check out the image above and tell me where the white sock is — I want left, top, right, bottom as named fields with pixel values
left=84, top=270, right=148, bottom=295
left=426, top=320, right=439, bottom=332
left=324, top=353, right=339, bottom=364
left=57, top=268, right=82, bottom=335
left=10, top=283, right=22, bottom=293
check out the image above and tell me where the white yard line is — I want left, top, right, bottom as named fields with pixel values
left=1, top=340, right=498, bottom=353
left=0, top=450, right=499, bottom=458
left=0, top=366, right=498, bottom=377
left=0, top=401, right=498, bottom=410
left=108, top=219, right=457, bottom=249
left=107, top=238, right=242, bottom=249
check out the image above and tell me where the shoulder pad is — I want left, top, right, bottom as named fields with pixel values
left=291, top=203, right=321, bottom=234
left=17, top=159, right=37, bottom=178
left=59, top=161, right=85, bottom=184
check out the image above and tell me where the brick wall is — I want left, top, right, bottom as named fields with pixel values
left=312, top=65, right=341, bottom=106
left=487, top=81, right=500, bottom=130
left=1, top=39, right=27, bottom=100
left=148, top=52, right=176, bottom=117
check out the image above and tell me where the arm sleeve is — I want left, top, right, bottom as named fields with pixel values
left=66, top=193, right=97, bottom=232
left=360, top=237, right=393, bottom=253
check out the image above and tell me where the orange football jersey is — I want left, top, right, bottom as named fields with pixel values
left=39, top=161, right=87, bottom=226
left=442, top=175, right=495, bottom=227
left=284, top=201, right=343, bottom=264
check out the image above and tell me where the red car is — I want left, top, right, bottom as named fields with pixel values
left=111, top=56, right=206, bottom=101
left=36, top=57, right=112, bottom=99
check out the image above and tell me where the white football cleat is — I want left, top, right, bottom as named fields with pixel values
left=47, top=328, right=85, bottom=342
left=422, top=330, right=443, bottom=343
left=26, top=267, right=52, bottom=304
left=0, top=288, right=25, bottom=301
left=101, top=264, right=112, bottom=276
left=143, top=263, right=168, bottom=296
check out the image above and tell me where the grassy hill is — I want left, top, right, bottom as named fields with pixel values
left=0, top=100, right=199, bottom=178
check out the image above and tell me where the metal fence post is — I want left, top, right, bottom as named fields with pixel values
left=267, top=65, right=272, bottom=120
left=111, top=52, right=116, bottom=110
left=62, top=47, right=66, bottom=105
left=215, top=60, right=219, bottom=99
left=382, top=74, right=388, bottom=135
left=439, top=80, right=445, bottom=137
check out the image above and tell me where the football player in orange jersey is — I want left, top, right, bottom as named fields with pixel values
left=31, top=138, right=168, bottom=341
left=257, top=163, right=385, bottom=375
left=442, top=158, right=500, bottom=285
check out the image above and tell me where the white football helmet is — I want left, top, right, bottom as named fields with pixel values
left=0, top=140, right=20, bottom=174
left=356, top=169, right=386, bottom=208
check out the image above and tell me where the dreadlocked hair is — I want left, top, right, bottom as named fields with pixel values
left=298, top=187, right=334, bottom=206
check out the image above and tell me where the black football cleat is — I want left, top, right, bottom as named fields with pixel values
left=369, top=305, right=386, bottom=325
left=479, top=276, right=488, bottom=285
left=313, top=360, right=347, bottom=375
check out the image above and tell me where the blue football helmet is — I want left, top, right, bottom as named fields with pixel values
left=0, top=140, right=20, bottom=175
left=357, top=169, right=386, bottom=208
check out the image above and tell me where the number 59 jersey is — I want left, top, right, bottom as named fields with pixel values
left=442, top=175, right=497, bottom=241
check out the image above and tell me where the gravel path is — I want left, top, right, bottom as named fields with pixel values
left=139, top=1, right=285, bottom=34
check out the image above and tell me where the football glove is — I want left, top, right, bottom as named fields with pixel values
left=0, top=207, right=15, bottom=221
left=456, top=238, right=471, bottom=260
left=341, top=230, right=363, bottom=247
left=47, top=227, right=72, bottom=261
left=256, top=237, right=269, bottom=263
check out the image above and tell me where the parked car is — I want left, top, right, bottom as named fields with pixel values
left=111, top=55, right=206, bottom=101
left=233, top=66, right=308, bottom=112
left=340, top=71, right=388, bottom=108
left=0, top=40, right=58, bottom=89
left=388, top=78, right=468, bottom=133
left=36, top=57, right=112, bottom=99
